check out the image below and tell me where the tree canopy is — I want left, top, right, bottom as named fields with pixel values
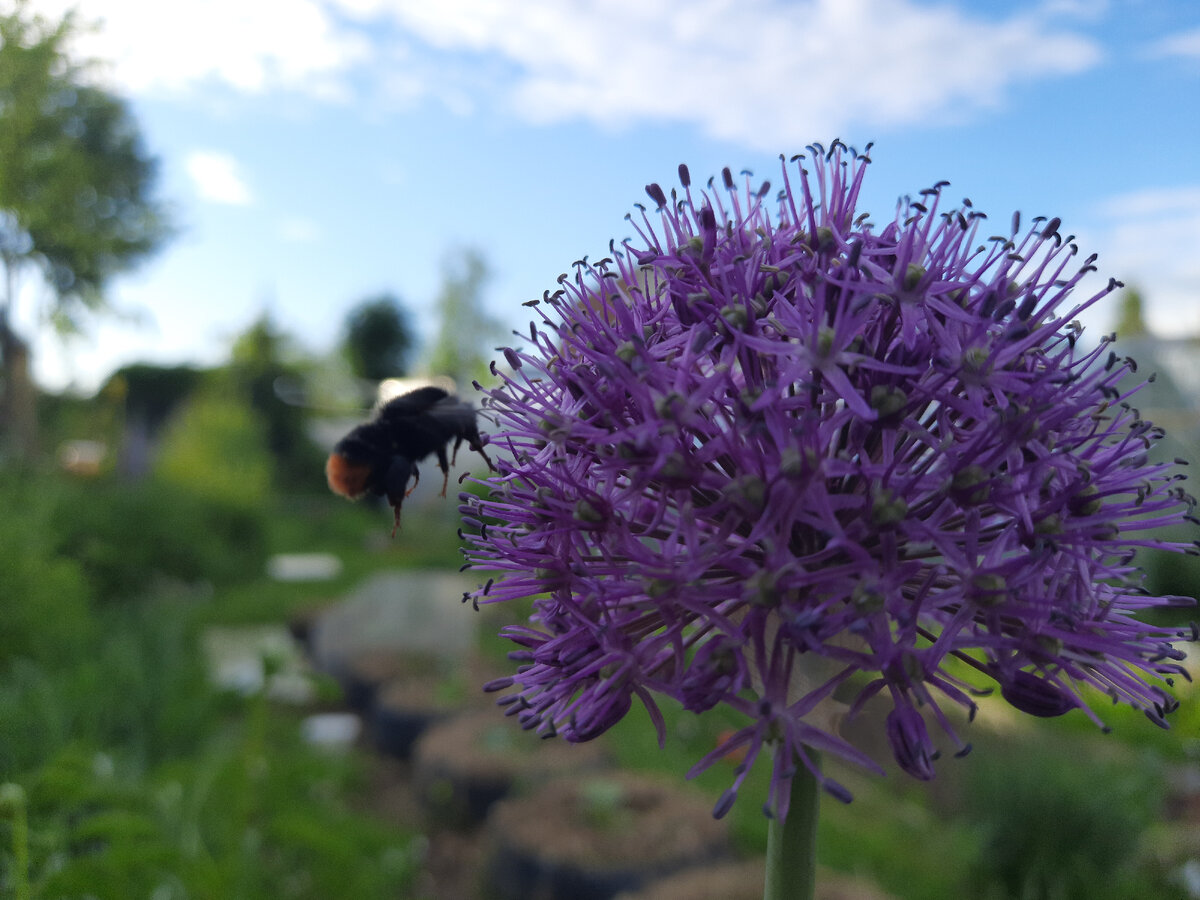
left=0, top=3, right=169, bottom=322
left=425, top=247, right=501, bottom=387
left=340, top=292, right=415, bottom=381
left=0, top=1, right=170, bottom=452
left=1113, top=285, right=1148, bottom=340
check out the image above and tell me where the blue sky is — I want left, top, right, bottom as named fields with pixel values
left=16, top=0, right=1200, bottom=393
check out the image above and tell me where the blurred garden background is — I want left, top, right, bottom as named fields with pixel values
left=2, top=0, right=1200, bottom=897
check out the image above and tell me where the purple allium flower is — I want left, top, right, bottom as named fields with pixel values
left=461, top=142, right=1197, bottom=818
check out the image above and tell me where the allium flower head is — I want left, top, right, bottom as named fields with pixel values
left=461, top=142, right=1197, bottom=817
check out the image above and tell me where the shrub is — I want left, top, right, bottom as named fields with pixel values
left=153, top=387, right=272, bottom=511
left=0, top=474, right=93, bottom=663
left=961, top=735, right=1165, bottom=899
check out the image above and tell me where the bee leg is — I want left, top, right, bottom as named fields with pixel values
left=384, top=455, right=416, bottom=535
left=450, top=435, right=463, bottom=466
left=406, top=464, right=420, bottom=497
left=473, top=438, right=495, bottom=471
left=436, top=446, right=451, bottom=497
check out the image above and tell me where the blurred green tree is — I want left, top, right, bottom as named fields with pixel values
left=340, top=292, right=414, bottom=381
left=154, top=385, right=273, bottom=512
left=227, top=313, right=322, bottom=489
left=0, top=2, right=171, bottom=456
left=110, top=362, right=205, bottom=432
left=1113, top=285, right=1148, bottom=340
left=425, top=247, right=501, bottom=388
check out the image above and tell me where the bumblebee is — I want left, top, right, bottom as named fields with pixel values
left=326, top=386, right=493, bottom=532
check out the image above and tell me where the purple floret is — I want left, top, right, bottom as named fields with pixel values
left=461, top=141, right=1196, bottom=818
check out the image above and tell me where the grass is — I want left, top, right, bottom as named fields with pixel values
left=0, top=468, right=426, bottom=899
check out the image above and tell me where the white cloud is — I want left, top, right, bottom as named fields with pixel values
left=185, top=151, right=253, bottom=206
left=1147, top=27, right=1200, bottom=60
left=1096, top=187, right=1200, bottom=221
left=340, top=0, right=1101, bottom=148
left=1085, top=186, right=1200, bottom=337
left=32, top=0, right=1101, bottom=147
left=29, top=0, right=372, bottom=96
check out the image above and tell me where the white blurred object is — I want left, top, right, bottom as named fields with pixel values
left=376, top=375, right=457, bottom=406
left=301, top=713, right=361, bottom=750
left=1180, top=859, right=1200, bottom=899
left=267, top=553, right=343, bottom=582
left=310, top=570, right=477, bottom=675
left=58, top=439, right=106, bottom=475
left=200, top=625, right=314, bottom=703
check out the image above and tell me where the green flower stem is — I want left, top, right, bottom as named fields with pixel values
left=763, top=751, right=819, bottom=900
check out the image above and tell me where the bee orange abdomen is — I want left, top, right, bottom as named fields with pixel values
left=326, top=453, right=373, bottom=499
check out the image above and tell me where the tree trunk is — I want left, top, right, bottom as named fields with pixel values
left=0, top=318, right=38, bottom=460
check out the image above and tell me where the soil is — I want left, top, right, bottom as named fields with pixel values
left=360, top=754, right=492, bottom=899
left=337, top=649, right=435, bottom=710
left=412, top=708, right=610, bottom=825
left=360, top=729, right=896, bottom=900
left=613, top=858, right=896, bottom=900
left=483, top=770, right=730, bottom=899
left=487, top=771, right=727, bottom=870
left=333, top=649, right=895, bottom=899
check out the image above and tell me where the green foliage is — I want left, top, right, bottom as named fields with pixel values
left=341, top=292, right=415, bottom=381
left=597, top=676, right=1190, bottom=900
left=0, top=1, right=171, bottom=454
left=108, top=362, right=205, bottom=431
left=50, top=477, right=266, bottom=602
left=425, top=246, right=501, bottom=386
left=0, top=1, right=171, bottom=317
left=0, top=602, right=217, bottom=779
left=0, top=473, right=92, bottom=662
left=7, top=719, right=416, bottom=899
left=154, top=385, right=273, bottom=510
left=1141, top=544, right=1200, bottom=611
left=1113, top=286, right=1148, bottom=340
left=960, top=734, right=1167, bottom=900
left=35, top=381, right=123, bottom=463
left=206, top=499, right=466, bottom=625
left=227, top=314, right=324, bottom=489
left=0, top=467, right=418, bottom=898
left=1047, top=680, right=1200, bottom=765
left=0, top=780, right=31, bottom=900
left=818, top=775, right=977, bottom=900
left=65, top=602, right=219, bottom=767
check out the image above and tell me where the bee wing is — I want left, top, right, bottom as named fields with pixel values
left=377, top=386, right=449, bottom=418
left=420, top=395, right=472, bottom=428
left=430, top=395, right=493, bottom=466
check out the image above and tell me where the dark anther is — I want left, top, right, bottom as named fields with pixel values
left=645, top=183, right=667, bottom=209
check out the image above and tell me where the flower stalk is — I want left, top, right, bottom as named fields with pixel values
left=764, top=751, right=820, bottom=900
